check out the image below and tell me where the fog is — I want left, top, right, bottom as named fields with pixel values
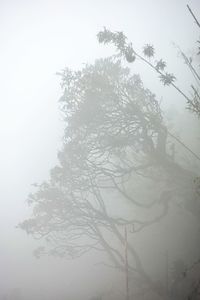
left=0, top=0, right=200, bottom=299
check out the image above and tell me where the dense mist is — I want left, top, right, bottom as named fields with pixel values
left=0, top=1, right=200, bottom=299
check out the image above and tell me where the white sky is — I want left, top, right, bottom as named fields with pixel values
left=0, top=0, right=199, bottom=297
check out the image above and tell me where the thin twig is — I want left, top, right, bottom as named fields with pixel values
left=187, top=4, right=200, bottom=29
left=168, top=131, right=200, bottom=162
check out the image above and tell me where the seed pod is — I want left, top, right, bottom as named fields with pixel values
left=125, top=46, right=135, bottom=63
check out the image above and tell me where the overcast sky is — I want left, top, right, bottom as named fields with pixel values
left=0, top=0, right=199, bottom=298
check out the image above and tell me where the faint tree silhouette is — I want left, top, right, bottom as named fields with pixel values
left=19, top=4, right=200, bottom=300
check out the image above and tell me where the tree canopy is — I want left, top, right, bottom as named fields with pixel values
left=19, top=5, right=200, bottom=300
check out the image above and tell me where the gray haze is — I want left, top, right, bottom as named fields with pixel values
left=0, top=0, right=200, bottom=299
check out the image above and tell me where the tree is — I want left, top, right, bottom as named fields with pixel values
left=19, top=5, right=200, bottom=300
left=96, top=5, right=200, bottom=299
left=19, top=56, right=199, bottom=299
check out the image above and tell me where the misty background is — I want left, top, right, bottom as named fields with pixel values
left=0, top=0, right=200, bottom=299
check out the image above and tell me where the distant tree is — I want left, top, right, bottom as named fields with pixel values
left=19, top=57, right=170, bottom=256
left=19, top=56, right=199, bottom=299
left=19, top=5, right=200, bottom=300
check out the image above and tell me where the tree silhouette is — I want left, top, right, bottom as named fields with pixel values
left=19, top=5, right=200, bottom=300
